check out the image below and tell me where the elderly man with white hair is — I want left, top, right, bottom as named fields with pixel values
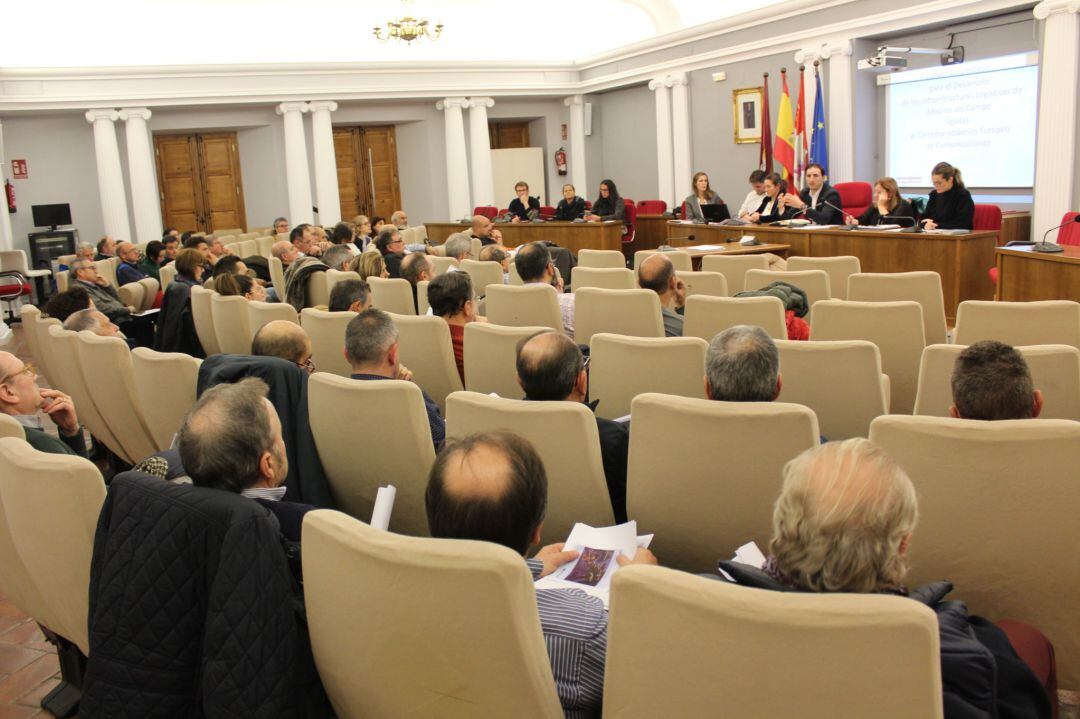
left=0, top=350, right=87, bottom=456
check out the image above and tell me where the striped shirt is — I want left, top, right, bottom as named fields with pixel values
left=526, top=558, right=607, bottom=718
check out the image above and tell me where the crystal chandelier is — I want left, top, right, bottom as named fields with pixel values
left=373, top=12, right=443, bottom=44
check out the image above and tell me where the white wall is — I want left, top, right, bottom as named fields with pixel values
left=592, top=84, right=658, bottom=203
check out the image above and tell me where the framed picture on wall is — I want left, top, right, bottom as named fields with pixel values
left=733, top=86, right=764, bottom=144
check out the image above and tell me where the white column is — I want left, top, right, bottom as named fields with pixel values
left=466, top=97, right=496, bottom=209
left=437, top=97, right=471, bottom=220
left=671, top=73, right=693, bottom=205
left=1032, top=0, right=1080, bottom=241
left=276, top=102, right=314, bottom=226
left=85, top=109, right=132, bottom=241
left=0, top=122, right=14, bottom=251
left=649, top=77, right=675, bottom=207
left=309, top=101, right=341, bottom=226
left=822, top=40, right=855, bottom=184
left=118, top=107, right=163, bottom=243
left=564, top=95, right=588, bottom=195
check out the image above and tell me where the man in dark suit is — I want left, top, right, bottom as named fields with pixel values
left=515, top=331, right=629, bottom=522
left=784, top=163, right=845, bottom=225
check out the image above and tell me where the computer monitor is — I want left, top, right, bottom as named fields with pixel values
left=31, top=204, right=72, bottom=229
left=701, top=203, right=731, bottom=223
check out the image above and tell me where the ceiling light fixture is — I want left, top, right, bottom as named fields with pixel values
left=373, top=8, right=443, bottom=44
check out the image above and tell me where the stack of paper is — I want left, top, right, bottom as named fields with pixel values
left=717, top=541, right=767, bottom=582
left=534, top=521, right=653, bottom=607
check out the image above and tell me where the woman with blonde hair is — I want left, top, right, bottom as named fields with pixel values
left=846, top=177, right=917, bottom=227
left=349, top=251, right=389, bottom=282
left=683, top=171, right=724, bottom=223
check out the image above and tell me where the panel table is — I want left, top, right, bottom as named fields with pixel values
left=424, top=221, right=624, bottom=254
left=995, top=244, right=1080, bottom=302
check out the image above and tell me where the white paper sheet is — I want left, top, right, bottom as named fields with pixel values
left=718, top=541, right=767, bottom=582
left=370, top=485, right=396, bottom=531
left=534, top=522, right=654, bottom=607
left=688, top=244, right=727, bottom=251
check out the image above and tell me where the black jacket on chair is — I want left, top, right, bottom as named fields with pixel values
left=155, top=277, right=204, bottom=358
left=81, top=472, right=333, bottom=718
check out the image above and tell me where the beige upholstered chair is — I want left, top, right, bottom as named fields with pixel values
left=870, top=414, right=1080, bottom=689
left=417, top=280, right=430, bottom=315
left=953, top=300, right=1080, bottom=349
left=308, top=374, right=436, bottom=536
left=94, top=257, right=119, bottom=288
left=247, top=301, right=300, bottom=343
left=577, top=249, right=625, bottom=268
left=136, top=277, right=160, bottom=312
left=159, top=262, right=178, bottom=291
left=848, top=271, right=948, bottom=345
left=700, top=254, right=769, bottom=294
left=131, top=348, right=202, bottom=450
left=302, top=510, right=563, bottom=719
left=574, top=288, right=664, bottom=346
left=117, top=281, right=145, bottom=313
left=571, top=267, right=636, bottom=292
left=605, top=565, right=943, bottom=719
left=812, top=300, right=926, bottom=414
left=507, top=261, right=524, bottom=285
left=368, top=277, right=416, bottom=315
left=463, top=324, right=552, bottom=398
left=682, top=295, right=787, bottom=341
left=0, top=439, right=51, bottom=624
left=429, top=256, right=460, bottom=276
left=744, top=268, right=831, bottom=320
left=300, top=308, right=354, bottom=377
left=306, top=271, right=331, bottom=309
left=459, top=259, right=504, bottom=295
left=236, top=239, right=257, bottom=258
left=256, top=236, right=275, bottom=258
left=18, top=305, right=49, bottom=380
left=0, top=438, right=104, bottom=655
left=0, top=414, right=23, bottom=440
left=76, top=331, right=162, bottom=461
left=56, top=269, right=70, bottom=292
left=590, top=334, right=708, bottom=420
left=401, top=225, right=428, bottom=244
left=211, top=294, right=253, bottom=354
left=28, top=309, right=63, bottom=386
left=446, top=391, right=615, bottom=542
left=676, top=270, right=728, bottom=298
left=913, top=343, right=1080, bottom=420
left=190, top=285, right=221, bottom=356
left=787, top=255, right=861, bottom=301
left=269, top=256, right=286, bottom=295
left=776, top=339, right=889, bottom=438
left=470, top=237, right=482, bottom=261
left=325, top=269, right=361, bottom=299
left=390, top=314, right=464, bottom=413
left=633, top=250, right=691, bottom=271
left=486, top=284, right=563, bottom=332
left=627, top=393, right=819, bottom=572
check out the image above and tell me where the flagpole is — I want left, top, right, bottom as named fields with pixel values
left=760, top=72, right=773, bottom=173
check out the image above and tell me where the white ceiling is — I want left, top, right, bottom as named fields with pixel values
left=3, top=0, right=787, bottom=67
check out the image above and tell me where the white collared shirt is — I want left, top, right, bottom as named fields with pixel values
left=241, top=486, right=288, bottom=502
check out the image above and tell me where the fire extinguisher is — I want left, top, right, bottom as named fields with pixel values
left=554, top=147, right=568, bottom=177
left=4, top=180, right=14, bottom=214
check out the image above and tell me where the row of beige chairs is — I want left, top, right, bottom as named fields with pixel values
left=55, top=256, right=160, bottom=313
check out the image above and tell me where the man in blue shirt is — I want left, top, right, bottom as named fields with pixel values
left=115, top=242, right=149, bottom=285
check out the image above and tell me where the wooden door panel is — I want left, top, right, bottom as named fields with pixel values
left=489, top=122, right=530, bottom=149
left=155, top=135, right=204, bottom=233
left=198, top=133, right=246, bottom=233
left=361, top=126, right=401, bottom=221
left=334, top=128, right=363, bottom=221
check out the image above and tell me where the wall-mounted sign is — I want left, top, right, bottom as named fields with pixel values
left=11, top=160, right=27, bottom=179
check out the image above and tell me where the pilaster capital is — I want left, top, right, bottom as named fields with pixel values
left=436, top=97, right=469, bottom=111
left=276, top=102, right=309, bottom=115
left=794, top=47, right=821, bottom=64
left=1034, top=0, right=1080, bottom=19
left=563, top=95, right=585, bottom=107
left=648, top=76, right=673, bottom=91
left=820, top=39, right=854, bottom=58
left=668, top=72, right=689, bottom=87
left=308, top=100, right=338, bottom=113
left=117, top=107, right=152, bottom=122
left=85, top=109, right=120, bottom=124
left=466, top=97, right=495, bottom=109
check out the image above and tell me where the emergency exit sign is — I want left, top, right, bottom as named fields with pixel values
left=11, top=160, right=27, bottom=179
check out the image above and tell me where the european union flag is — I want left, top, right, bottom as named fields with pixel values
left=810, top=67, right=829, bottom=179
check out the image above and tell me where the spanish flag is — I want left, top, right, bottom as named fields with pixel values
left=773, top=69, right=795, bottom=181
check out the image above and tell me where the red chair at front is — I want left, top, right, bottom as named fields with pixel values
left=973, top=204, right=1002, bottom=232
left=0, top=271, right=31, bottom=322
left=540, top=205, right=555, bottom=219
left=636, top=200, right=667, bottom=214
left=990, top=210, right=1078, bottom=284
left=834, top=182, right=873, bottom=218
left=473, top=206, right=498, bottom=219
left=622, top=199, right=637, bottom=244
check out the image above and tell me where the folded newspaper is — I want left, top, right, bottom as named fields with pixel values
left=534, top=521, right=653, bottom=607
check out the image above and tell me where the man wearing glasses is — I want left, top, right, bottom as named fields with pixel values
left=0, top=352, right=88, bottom=457
left=374, top=226, right=406, bottom=278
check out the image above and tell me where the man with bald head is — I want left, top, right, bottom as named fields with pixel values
left=399, top=252, right=433, bottom=313
left=516, top=331, right=629, bottom=521
left=271, top=240, right=299, bottom=269
left=252, top=320, right=314, bottom=373
left=425, top=430, right=655, bottom=719
left=0, top=351, right=87, bottom=457
left=637, top=253, right=686, bottom=337
left=115, top=241, right=149, bottom=285
left=470, top=215, right=503, bottom=247
left=63, top=308, right=121, bottom=338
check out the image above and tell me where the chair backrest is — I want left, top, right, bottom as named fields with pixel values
left=0, top=413, right=23, bottom=440
left=1057, top=210, right=1080, bottom=246
left=324, top=269, right=361, bottom=300
left=811, top=300, right=926, bottom=414
left=470, top=237, right=482, bottom=261
left=622, top=199, right=638, bottom=242
left=303, top=510, right=563, bottom=719
left=0, top=249, right=30, bottom=274
left=131, top=348, right=202, bottom=449
left=94, top=257, right=119, bottom=288
left=190, top=285, right=221, bottom=356
left=306, top=270, right=331, bottom=308
left=417, top=280, right=430, bottom=315
left=308, top=374, right=436, bottom=536
left=56, top=269, right=70, bottom=292
left=700, top=254, right=769, bottom=293
left=76, top=331, right=162, bottom=462
left=539, top=205, right=555, bottom=218
left=0, top=439, right=52, bottom=627
left=269, top=256, right=286, bottom=292
left=472, top=205, right=499, bottom=219
left=913, top=343, right=1080, bottom=420
left=247, top=301, right=300, bottom=344
left=401, top=225, right=428, bottom=245
left=776, top=339, right=889, bottom=438
left=786, top=256, right=861, bottom=301
left=160, top=262, right=178, bottom=290
left=627, top=393, right=820, bottom=572
left=605, top=565, right=943, bottom=719
left=869, top=414, right=1080, bottom=689
left=368, top=277, right=416, bottom=315
left=136, top=276, right=160, bottom=312
left=18, top=304, right=44, bottom=374
left=446, top=391, right=615, bottom=542
left=972, top=203, right=1003, bottom=231
left=744, top=268, right=831, bottom=319
left=574, top=288, right=664, bottom=346
left=211, top=294, right=253, bottom=354
left=486, top=284, right=563, bottom=331
left=577, top=249, right=625, bottom=269
left=676, top=270, right=728, bottom=298
left=635, top=199, right=667, bottom=214
left=590, top=334, right=708, bottom=420
left=847, top=271, right=948, bottom=345
left=256, top=235, right=275, bottom=258
left=507, top=260, right=523, bottom=285
left=571, top=267, right=636, bottom=293
left=462, top=323, right=553, bottom=398
left=0, top=438, right=104, bottom=656
left=237, top=239, right=258, bottom=258
left=117, top=280, right=146, bottom=312
left=833, top=181, right=873, bottom=217
left=459, top=259, right=504, bottom=295
left=682, top=295, right=787, bottom=341
left=633, top=250, right=691, bottom=271
left=25, top=307, right=62, bottom=386
left=429, top=256, right=460, bottom=277
left=390, top=313, right=464, bottom=413
left=300, top=308, right=355, bottom=377
left=953, top=300, right=1080, bottom=349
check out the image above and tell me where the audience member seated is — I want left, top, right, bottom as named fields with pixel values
left=139, top=240, right=165, bottom=282
left=69, top=258, right=155, bottom=347
left=637, top=253, right=686, bottom=337
left=0, top=351, right=87, bottom=457
left=162, top=236, right=179, bottom=262
left=845, top=177, right=917, bottom=227
left=718, top=439, right=1054, bottom=718
left=400, top=252, right=434, bottom=312
left=736, top=170, right=768, bottom=219
left=272, top=240, right=300, bottom=270
left=516, top=241, right=575, bottom=338
left=210, top=254, right=249, bottom=279
left=585, top=179, right=626, bottom=223
left=252, top=321, right=314, bottom=374
left=155, top=248, right=206, bottom=357
left=273, top=216, right=290, bottom=235
left=375, top=226, right=406, bottom=278
left=215, top=272, right=266, bottom=301
left=115, top=242, right=148, bottom=285
left=290, top=223, right=324, bottom=258
left=950, top=340, right=1043, bottom=420
left=63, top=308, right=122, bottom=338
left=350, top=251, right=388, bottom=283
left=479, top=245, right=511, bottom=283
left=312, top=225, right=329, bottom=246
left=705, top=325, right=782, bottom=402
left=516, top=332, right=629, bottom=522
left=331, top=222, right=361, bottom=257
left=371, top=216, right=386, bottom=233
left=748, top=172, right=798, bottom=224
left=95, top=235, right=116, bottom=260
left=684, top=172, right=724, bottom=223
left=783, top=163, right=843, bottom=224
left=508, top=181, right=541, bottom=222
left=352, top=215, right=373, bottom=250
left=921, top=161, right=974, bottom=231
left=162, top=228, right=179, bottom=241
left=428, top=271, right=484, bottom=383
left=345, top=309, right=444, bottom=450
left=425, top=431, right=656, bottom=717
left=75, top=243, right=97, bottom=262
left=391, top=210, right=409, bottom=229
left=183, top=234, right=213, bottom=266
left=43, top=285, right=93, bottom=322
left=554, top=183, right=587, bottom=221
left=327, top=278, right=372, bottom=313
left=283, top=255, right=329, bottom=311
left=206, top=235, right=228, bottom=264
left=320, top=244, right=354, bottom=272
left=441, top=233, right=473, bottom=263
left=470, top=215, right=503, bottom=246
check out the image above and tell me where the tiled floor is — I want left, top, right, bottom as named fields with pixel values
left=0, top=594, right=63, bottom=719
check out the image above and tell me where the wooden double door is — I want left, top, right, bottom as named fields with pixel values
left=154, top=132, right=247, bottom=233
left=334, top=126, right=402, bottom=223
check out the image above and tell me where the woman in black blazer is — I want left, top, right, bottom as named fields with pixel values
left=846, top=177, right=917, bottom=226
left=921, top=162, right=974, bottom=230
left=585, top=179, right=626, bottom=222
left=508, top=181, right=541, bottom=222
left=750, top=173, right=798, bottom=224
left=554, top=183, right=587, bottom=221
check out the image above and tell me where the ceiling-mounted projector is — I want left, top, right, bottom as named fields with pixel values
left=857, top=45, right=964, bottom=72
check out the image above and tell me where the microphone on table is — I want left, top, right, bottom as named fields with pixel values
left=1033, top=215, right=1079, bottom=253
left=821, top=200, right=857, bottom=229
left=883, top=215, right=917, bottom=227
